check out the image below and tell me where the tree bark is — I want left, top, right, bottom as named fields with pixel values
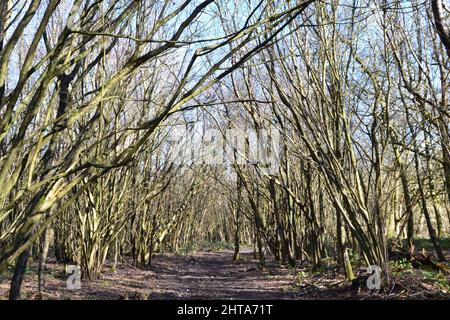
left=38, top=228, right=51, bottom=297
left=431, top=0, right=450, bottom=58
left=9, top=249, right=30, bottom=300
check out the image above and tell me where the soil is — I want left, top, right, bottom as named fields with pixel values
left=0, top=247, right=449, bottom=300
left=0, top=248, right=299, bottom=300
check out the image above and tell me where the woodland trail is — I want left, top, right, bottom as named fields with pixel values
left=2, top=247, right=448, bottom=299
left=145, top=249, right=298, bottom=300
left=0, top=248, right=300, bottom=300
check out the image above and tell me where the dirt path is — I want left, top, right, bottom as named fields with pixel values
left=1, top=247, right=448, bottom=299
left=0, top=248, right=300, bottom=300
left=146, top=249, right=297, bottom=300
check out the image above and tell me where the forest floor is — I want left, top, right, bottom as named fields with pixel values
left=0, top=243, right=449, bottom=300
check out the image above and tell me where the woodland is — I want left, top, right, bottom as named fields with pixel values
left=0, top=0, right=449, bottom=300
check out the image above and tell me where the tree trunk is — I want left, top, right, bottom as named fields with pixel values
left=9, top=249, right=30, bottom=300
left=337, top=208, right=355, bottom=281
left=38, top=228, right=51, bottom=297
